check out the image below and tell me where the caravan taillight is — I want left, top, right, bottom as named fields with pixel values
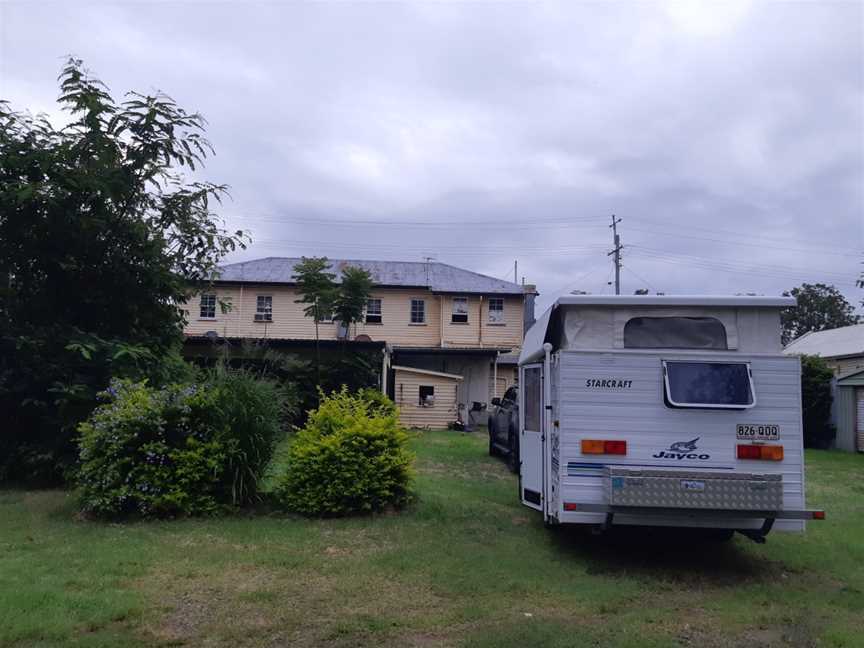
left=737, top=444, right=784, bottom=461
left=581, top=440, right=627, bottom=455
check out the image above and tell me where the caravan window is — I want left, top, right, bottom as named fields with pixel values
left=663, top=361, right=755, bottom=409
left=625, top=317, right=727, bottom=349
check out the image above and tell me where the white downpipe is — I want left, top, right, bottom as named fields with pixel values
left=493, top=350, right=499, bottom=400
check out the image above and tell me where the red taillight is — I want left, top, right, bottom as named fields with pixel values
left=604, top=440, right=627, bottom=455
left=563, top=502, right=578, bottom=511
left=737, top=444, right=784, bottom=461
left=581, top=439, right=627, bottom=455
left=813, top=510, right=826, bottom=520
left=737, top=444, right=761, bottom=459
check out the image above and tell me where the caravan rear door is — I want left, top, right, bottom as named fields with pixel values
left=520, top=363, right=544, bottom=511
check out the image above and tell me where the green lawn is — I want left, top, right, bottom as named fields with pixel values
left=1, top=431, right=862, bottom=648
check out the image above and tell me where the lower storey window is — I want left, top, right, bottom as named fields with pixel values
left=419, top=385, right=435, bottom=406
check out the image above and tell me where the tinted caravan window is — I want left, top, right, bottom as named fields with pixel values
left=625, top=317, right=727, bottom=349
left=663, top=361, right=755, bottom=409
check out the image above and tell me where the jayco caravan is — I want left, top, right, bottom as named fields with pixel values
left=517, top=295, right=824, bottom=542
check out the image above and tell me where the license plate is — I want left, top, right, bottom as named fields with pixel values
left=680, top=480, right=705, bottom=492
left=736, top=424, right=780, bottom=441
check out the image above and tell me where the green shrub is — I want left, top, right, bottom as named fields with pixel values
left=271, top=388, right=414, bottom=516
left=76, top=370, right=288, bottom=519
left=800, top=354, right=836, bottom=449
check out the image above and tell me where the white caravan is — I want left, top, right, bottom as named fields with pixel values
left=517, top=295, right=824, bottom=542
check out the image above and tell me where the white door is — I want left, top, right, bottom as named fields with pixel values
left=856, top=389, right=864, bottom=452
left=520, top=364, right=544, bottom=511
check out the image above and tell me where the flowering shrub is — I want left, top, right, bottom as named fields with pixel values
left=76, top=371, right=287, bottom=519
left=271, top=388, right=414, bottom=516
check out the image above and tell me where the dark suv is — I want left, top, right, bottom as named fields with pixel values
left=488, top=386, right=519, bottom=472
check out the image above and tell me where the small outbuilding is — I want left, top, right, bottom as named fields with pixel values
left=391, top=365, right=462, bottom=429
left=834, top=370, right=864, bottom=452
left=783, top=323, right=864, bottom=452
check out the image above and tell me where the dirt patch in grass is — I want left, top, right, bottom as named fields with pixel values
left=135, top=563, right=457, bottom=647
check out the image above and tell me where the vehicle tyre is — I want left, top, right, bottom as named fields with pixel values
left=488, top=419, right=497, bottom=456
left=506, top=429, right=519, bottom=473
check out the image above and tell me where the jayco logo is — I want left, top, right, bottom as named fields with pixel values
left=652, top=437, right=710, bottom=461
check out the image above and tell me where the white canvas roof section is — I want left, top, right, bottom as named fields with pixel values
left=783, top=323, right=864, bottom=359
left=554, top=295, right=796, bottom=307
left=519, top=295, right=795, bottom=365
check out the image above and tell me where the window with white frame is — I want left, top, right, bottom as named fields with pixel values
left=488, top=297, right=504, bottom=324
left=451, top=297, right=468, bottom=323
left=199, top=293, right=217, bottom=319
left=255, top=295, right=272, bottom=322
left=410, top=299, right=426, bottom=324
left=365, top=298, right=382, bottom=324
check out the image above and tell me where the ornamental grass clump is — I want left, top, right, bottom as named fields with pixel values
left=272, top=388, right=414, bottom=516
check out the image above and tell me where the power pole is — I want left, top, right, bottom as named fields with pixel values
left=514, top=260, right=518, bottom=284
left=607, top=214, right=623, bottom=295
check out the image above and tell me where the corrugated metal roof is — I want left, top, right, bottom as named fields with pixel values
left=783, top=324, right=864, bottom=359
left=215, top=257, right=525, bottom=295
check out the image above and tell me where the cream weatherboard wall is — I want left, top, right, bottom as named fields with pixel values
left=184, top=284, right=523, bottom=351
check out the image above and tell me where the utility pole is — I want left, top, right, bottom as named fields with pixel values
left=514, top=260, right=518, bottom=284
left=607, top=214, right=623, bottom=295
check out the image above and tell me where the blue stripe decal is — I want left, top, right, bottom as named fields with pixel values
left=566, top=462, right=734, bottom=471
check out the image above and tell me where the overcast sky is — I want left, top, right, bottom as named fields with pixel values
left=2, top=1, right=862, bottom=311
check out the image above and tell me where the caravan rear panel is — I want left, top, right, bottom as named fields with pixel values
left=551, top=350, right=806, bottom=532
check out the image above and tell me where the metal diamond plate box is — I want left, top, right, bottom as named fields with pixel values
left=605, top=467, right=783, bottom=511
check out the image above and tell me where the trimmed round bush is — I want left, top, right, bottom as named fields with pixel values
left=271, top=388, right=413, bottom=516
left=76, top=369, right=287, bottom=519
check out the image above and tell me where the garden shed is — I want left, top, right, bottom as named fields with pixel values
left=834, top=369, right=864, bottom=452
left=392, top=365, right=462, bottom=429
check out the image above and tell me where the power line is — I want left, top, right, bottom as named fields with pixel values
left=225, top=212, right=862, bottom=256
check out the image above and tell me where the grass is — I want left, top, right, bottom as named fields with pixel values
left=1, top=431, right=862, bottom=647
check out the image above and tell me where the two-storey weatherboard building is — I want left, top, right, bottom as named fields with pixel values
left=184, top=257, right=536, bottom=428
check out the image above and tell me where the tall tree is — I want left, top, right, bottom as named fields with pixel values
left=0, top=58, right=246, bottom=481
left=781, top=283, right=860, bottom=345
left=333, top=266, right=374, bottom=337
left=293, top=257, right=336, bottom=386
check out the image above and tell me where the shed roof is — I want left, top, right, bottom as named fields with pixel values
left=783, top=324, right=864, bottom=360
left=216, top=257, right=525, bottom=295
left=837, top=368, right=864, bottom=387
left=391, top=365, right=463, bottom=380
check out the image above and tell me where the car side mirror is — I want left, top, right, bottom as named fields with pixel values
left=491, top=397, right=501, bottom=407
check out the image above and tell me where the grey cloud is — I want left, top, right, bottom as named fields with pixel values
left=1, top=0, right=861, bottom=312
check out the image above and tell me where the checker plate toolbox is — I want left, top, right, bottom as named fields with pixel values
left=605, top=467, right=783, bottom=511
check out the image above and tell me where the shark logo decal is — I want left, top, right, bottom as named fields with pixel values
left=653, top=437, right=710, bottom=460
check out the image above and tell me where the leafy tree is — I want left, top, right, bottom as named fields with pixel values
left=781, top=283, right=859, bottom=346
left=293, top=256, right=336, bottom=385
left=0, top=58, right=245, bottom=482
left=333, top=266, right=374, bottom=336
